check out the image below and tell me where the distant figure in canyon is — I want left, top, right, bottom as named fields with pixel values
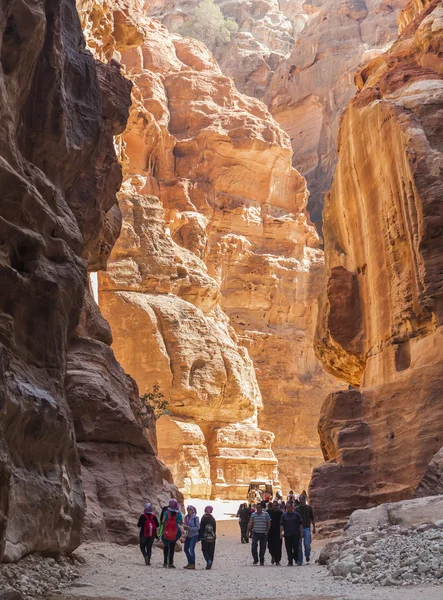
left=137, top=503, right=159, bottom=565
left=183, top=505, right=200, bottom=570
left=161, top=499, right=183, bottom=569
left=295, top=494, right=316, bottom=565
left=199, top=505, right=217, bottom=570
left=280, top=502, right=303, bottom=566
left=267, top=500, right=283, bottom=566
left=247, top=503, right=271, bottom=565
left=237, top=503, right=252, bottom=544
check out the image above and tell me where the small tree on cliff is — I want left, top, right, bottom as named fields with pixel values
left=139, top=383, right=171, bottom=422
left=179, top=0, right=238, bottom=53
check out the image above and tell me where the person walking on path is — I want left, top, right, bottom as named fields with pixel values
left=247, top=503, right=271, bottom=565
left=280, top=502, right=303, bottom=566
left=161, top=499, right=183, bottom=569
left=183, top=505, right=199, bottom=570
left=199, top=505, right=217, bottom=570
left=296, top=494, right=316, bottom=565
left=237, top=503, right=251, bottom=544
left=137, top=503, right=159, bottom=565
left=267, top=500, right=283, bottom=565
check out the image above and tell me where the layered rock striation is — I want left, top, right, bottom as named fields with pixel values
left=265, top=0, right=408, bottom=224
left=311, top=0, right=443, bottom=523
left=92, top=3, right=340, bottom=497
left=0, top=0, right=177, bottom=561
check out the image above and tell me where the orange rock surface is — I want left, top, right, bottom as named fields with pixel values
left=265, top=0, right=408, bottom=224
left=87, top=4, right=340, bottom=498
left=311, top=0, right=443, bottom=523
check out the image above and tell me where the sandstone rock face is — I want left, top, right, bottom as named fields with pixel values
left=265, top=0, right=408, bottom=224
left=415, top=447, right=443, bottom=498
left=0, top=0, right=162, bottom=560
left=90, top=5, right=339, bottom=497
left=157, top=417, right=212, bottom=499
left=0, top=0, right=105, bottom=561
left=146, top=0, right=311, bottom=98
left=311, top=0, right=443, bottom=522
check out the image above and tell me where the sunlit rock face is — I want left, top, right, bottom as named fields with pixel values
left=265, top=0, right=408, bottom=225
left=146, top=0, right=311, bottom=98
left=87, top=3, right=340, bottom=497
left=311, top=0, right=443, bottom=524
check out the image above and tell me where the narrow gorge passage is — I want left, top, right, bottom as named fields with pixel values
left=1, top=0, right=443, bottom=599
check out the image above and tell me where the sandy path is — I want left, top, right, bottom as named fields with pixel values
left=57, top=521, right=442, bottom=600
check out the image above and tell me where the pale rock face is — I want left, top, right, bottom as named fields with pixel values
left=415, top=447, right=443, bottom=497
left=265, top=0, right=409, bottom=224
left=157, top=417, right=212, bottom=499
left=146, top=0, right=311, bottom=98
left=344, top=496, right=443, bottom=535
left=311, top=0, right=443, bottom=523
left=83, top=4, right=339, bottom=497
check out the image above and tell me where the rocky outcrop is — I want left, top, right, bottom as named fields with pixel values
left=265, top=0, right=408, bottom=224
left=88, top=4, right=340, bottom=497
left=0, top=0, right=178, bottom=561
left=0, top=0, right=117, bottom=561
left=311, top=0, right=443, bottom=521
left=320, top=496, right=443, bottom=586
left=89, top=9, right=281, bottom=499
left=147, top=0, right=311, bottom=98
left=415, top=447, right=443, bottom=497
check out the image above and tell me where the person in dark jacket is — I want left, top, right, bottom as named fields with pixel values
left=267, top=500, right=283, bottom=565
left=199, top=505, right=217, bottom=569
left=237, top=503, right=251, bottom=544
left=137, top=503, right=160, bottom=565
left=280, top=502, right=303, bottom=566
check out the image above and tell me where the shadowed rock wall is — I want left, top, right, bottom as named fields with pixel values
left=311, top=0, right=443, bottom=524
left=0, top=0, right=178, bottom=560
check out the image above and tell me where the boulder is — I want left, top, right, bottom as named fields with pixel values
left=344, top=496, right=443, bottom=536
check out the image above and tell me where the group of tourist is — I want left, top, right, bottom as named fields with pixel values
left=138, top=499, right=216, bottom=569
left=137, top=491, right=315, bottom=569
left=238, top=491, right=315, bottom=566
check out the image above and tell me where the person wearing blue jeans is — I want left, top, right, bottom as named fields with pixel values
left=296, top=494, right=316, bottom=565
left=183, top=505, right=200, bottom=569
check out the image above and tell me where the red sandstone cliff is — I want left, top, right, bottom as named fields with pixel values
left=80, top=1, right=341, bottom=498
left=265, top=0, right=408, bottom=224
left=0, top=0, right=177, bottom=560
left=311, top=0, right=443, bottom=524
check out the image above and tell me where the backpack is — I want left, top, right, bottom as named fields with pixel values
left=164, top=512, right=178, bottom=541
left=143, top=514, right=157, bottom=538
left=203, top=524, right=216, bottom=542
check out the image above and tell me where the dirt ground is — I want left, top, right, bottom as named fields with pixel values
left=54, top=520, right=443, bottom=600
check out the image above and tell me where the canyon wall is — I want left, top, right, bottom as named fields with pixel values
left=92, top=1, right=340, bottom=498
left=265, top=0, right=409, bottom=224
left=0, top=0, right=177, bottom=561
left=311, top=0, right=443, bottom=524
left=148, top=1, right=410, bottom=227
left=147, top=0, right=312, bottom=98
